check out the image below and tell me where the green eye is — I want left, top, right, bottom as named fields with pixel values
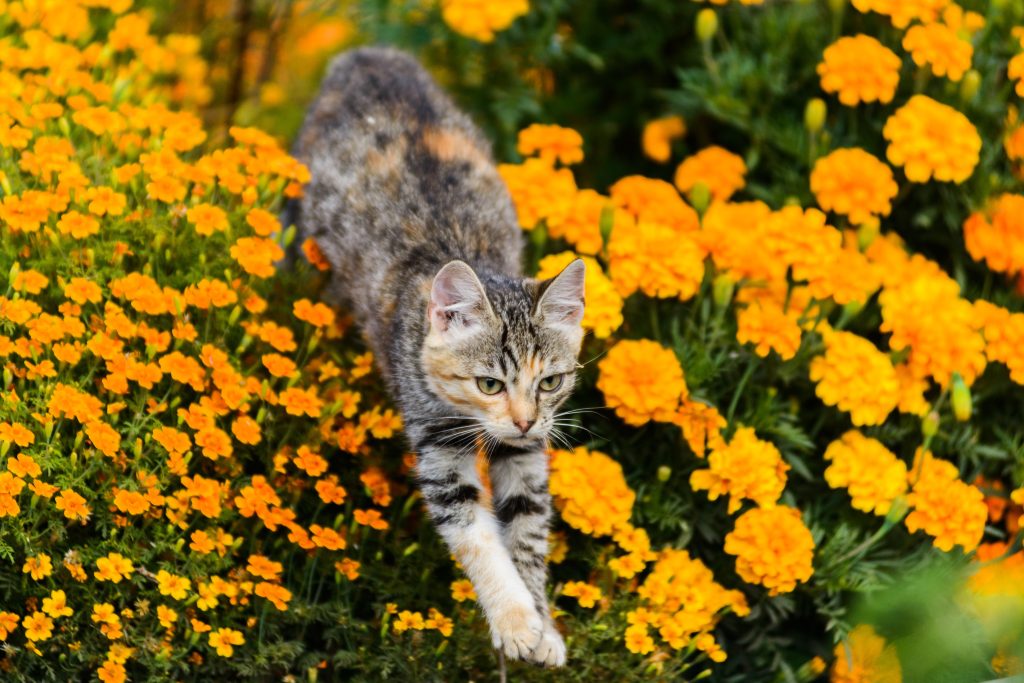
left=539, top=374, right=564, bottom=392
left=476, top=377, right=505, bottom=395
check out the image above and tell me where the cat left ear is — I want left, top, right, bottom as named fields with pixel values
left=429, top=260, right=494, bottom=334
left=536, top=258, right=585, bottom=328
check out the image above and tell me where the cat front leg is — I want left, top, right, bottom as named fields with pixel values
left=489, top=441, right=567, bottom=667
left=414, top=441, right=547, bottom=663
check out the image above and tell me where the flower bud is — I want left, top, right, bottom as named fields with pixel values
left=857, top=217, right=880, bottom=250
left=922, top=410, right=940, bottom=438
left=804, top=98, right=827, bottom=134
left=712, top=272, right=735, bottom=308
left=696, top=9, right=718, bottom=42
left=599, top=205, right=615, bottom=246
left=951, top=373, right=972, bottom=421
left=689, top=181, right=711, bottom=213
left=959, top=70, right=981, bottom=102
left=657, top=465, right=672, bottom=482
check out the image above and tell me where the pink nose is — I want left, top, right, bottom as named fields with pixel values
left=514, top=419, right=535, bottom=435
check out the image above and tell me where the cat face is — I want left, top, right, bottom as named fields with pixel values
left=422, top=259, right=585, bottom=447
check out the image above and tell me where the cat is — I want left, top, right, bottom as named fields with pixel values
left=290, top=47, right=585, bottom=667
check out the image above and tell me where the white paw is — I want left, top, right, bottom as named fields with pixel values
left=528, top=624, right=567, bottom=667
left=491, top=603, right=544, bottom=661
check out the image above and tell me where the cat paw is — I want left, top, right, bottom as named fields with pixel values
left=528, top=624, right=566, bottom=667
left=491, top=604, right=544, bottom=661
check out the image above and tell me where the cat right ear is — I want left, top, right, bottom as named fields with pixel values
left=429, top=260, right=493, bottom=335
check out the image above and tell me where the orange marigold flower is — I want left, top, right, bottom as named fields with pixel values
left=516, top=124, right=584, bottom=165
left=279, top=386, right=324, bottom=418
left=208, top=627, right=245, bottom=657
left=964, top=194, right=1024, bottom=277
left=152, top=426, right=191, bottom=455
left=439, top=0, right=529, bottom=42
left=0, top=611, right=19, bottom=640
left=292, top=446, right=328, bottom=477
left=498, top=157, right=576, bottom=230
left=883, top=95, right=981, bottom=183
left=231, top=415, right=261, bottom=445
left=23, top=553, right=52, bottom=580
left=230, top=236, right=284, bottom=278
left=159, top=351, right=206, bottom=391
left=851, top=0, right=950, bottom=29
left=607, top=222, right=705, bottom=300
left=293, top=298, right=335, bottom=327
left=86, top=421, right=122, bottom=458
left=147, top=175, right=187, bottom=203
left=353, top=508, right=389, bottom=530
left=831, top=624, right=902, bottom=683
left=310, top=524, right=347, bottom=550
left=672, top=398, right=726, bottom=459
left=0, top=422, right=35, bottom=447
left=255, top=581, right=292, bottom=611
left=902, top=21, right=973, bottom=82
left=316, top=477, right=347, bottom=505
left=724, top=506, right=814, bottom=595
left=735, top=300, right=802, bottom=361
left=113, top=489, right=150, bottom=515
left=549, top=446, right=635, bottom=536
left=690, top=427, right=789, bottom=513
left=809, top=330, right=900, bottom=426
left=247, top=555, right=283, bottom=581
left=817, top=34, right=900, bottom=106
left=246, top=208, right=280, bottom=236
left=156, top=569, right=191, bottom=600
left=187, top=203, right=229, bottom=236
left=905, top=450, right=987, bottom=552
left=609, top=175, right=700, bottom=233
left=94, top=552, right=134, bottom=583
left=261, top=353, right=297, bottom=378
left=810, top=148, right=898, bottom=225
left=673, top=146, right=746, bottom=201
left=8, top=453, right=40, bottom=478
left=22, top=611, right=53, bottom=642
left=597, top=339, right=687, bottom=426
left=642, top=115, right=686, bottom=163
left=562, top=580, right=602, bottom=608
left=195, top=427, right=233, bottom=460
left=13, top=269, right=48, bottom=294
left=64, top=277, right=103, bottom=304
left=57, top=210, right=100, bottom=238
left=55, top=488, right=90, bottom=521
left=824, top=431, right=908, bottom=516
left=301, top=238, right=331, bottom=271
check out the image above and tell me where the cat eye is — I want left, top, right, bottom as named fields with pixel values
left=538, top=374, right=564, bottom=392
left=476, top=377, right=505, bottom=395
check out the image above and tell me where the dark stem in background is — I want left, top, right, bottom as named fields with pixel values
left=257, top=2, right=293, bottom=89
left=225, top=0, right=254, bottom=131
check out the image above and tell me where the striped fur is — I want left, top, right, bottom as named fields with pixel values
left=292, top=47, right=585, bottom=667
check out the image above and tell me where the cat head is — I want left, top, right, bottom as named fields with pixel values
left=422, top=259, right=585, bottom=447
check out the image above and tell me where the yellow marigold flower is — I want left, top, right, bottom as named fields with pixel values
left=607, top=222, right=705, bottom=300
left=425, top=607, right=454, bottom=637
left=1011, top=53, right=1024, bottom=98
left=691, top=427, right=789, bottom=513
left=41, top=589, right=73, bottom=619
left=23, top=553, right=53, bottom=580
left=884, top=95, right=981, bottom=183
left=609, top=175, right=700, bottom=233
left=824, top=431, right=908, bottom=516
left=440, top=0, right=529, bottom=42
left=64, top=277, right=103, bottom=304
left=562, top=580, right=602, bottom=608
left=724, top=506, right=814, bottom=595
left=673, top=146, right=746, bottom=201
left=393, top=609, right=426, bottom=633
left=547, top=188, right=631, bottom=256
left=624, top=623, right=655, bottom=655
left=94, top=552, right=135, bottom=583
left=597, top=339, right=687, bottom=426
left=517, top=123, right=583, bottom=165
left=831, top=624, right=902, bottom=683
left=851, top=0, right=949, bottom=29
left=230, top=237, right=284, bottom=279
left=536, top=252, right=623, bottom=338
left=736, top=300, right=802, bottom=361
left=187, top=203, right=229, bottom=236
left=498, top=157, right=576, bottom=230
left=156, top=569, right=191, bottom=600
left=810, top=148, right=898, bottom=225
left=878, top=271, right=986, bottom=387
left=817, top=35, right=901, bottom=106
left=450, top=578, right=477, bottom=602
left=905, top=450, right=986, bottom=552
left=963, top=194, right=1024, bottom=276
left=208, top=627, right=245, bottom=657
left=809, top=330, right=900, bottom=426
left=975, top=301, right=1024, bottom=386
left=550, top=446, right=635, bottom=536
left=673, top=398, right=727, bottom=459
left=894, top=362, right=930, bottom=416
left=22, top=611, right=54, bottom=642
left=0, top=611, right=19, bottom=640
left=903, top=21, right=973, bottom=82
left=57, top=210, right=100, bottom=238
left=642, top=115, right=685, bottom=163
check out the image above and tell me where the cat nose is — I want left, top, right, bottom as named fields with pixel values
left=514, top=419, right=535, bottom=435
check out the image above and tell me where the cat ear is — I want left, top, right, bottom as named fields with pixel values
left=429, top=260, right=493, bottom=334
left=536, top=258, right=585, bottom=329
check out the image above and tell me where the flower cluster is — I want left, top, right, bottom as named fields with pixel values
left=440, top=0, right=530, bottom=42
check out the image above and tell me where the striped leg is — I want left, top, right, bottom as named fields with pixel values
left=414, top=437, right=547, bottom=663
left=489, top=440, right=566, bottom=667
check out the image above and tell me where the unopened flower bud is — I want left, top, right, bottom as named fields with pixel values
left=960, top=70, right=981, bottom=102
left=657, top=465, right=672, bottom=482
left=804, top=98, right=827, bottom=134
left=689, top=181, right=711, bottom=213
left=857, top=217, right=880, bottom=250
left=712, top=273, right=735, bottom=308
left=696, top=9, right=718, bottom=42
left=951, top=373, right=972, bottom=421
left=922, top=410, right=940, bottom=438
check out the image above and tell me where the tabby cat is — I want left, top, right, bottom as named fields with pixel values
left=291, top=47, right=586, bottom=667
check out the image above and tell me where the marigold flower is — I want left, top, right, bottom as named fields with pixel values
left=498, top=157, right=576, bottom=230
left=851, top=0, right=949, bottom=28
left=736, top=300, right=802, bottom=361
left=809, top=330, right=900, bottom=426
left=517, top=124, right=584, bottom=165
left=95, top=552, right=135, bottom=583
left=905, top=450, right=987, bottom=552
left=23, top=553, right=53, bottom=580
left=673, top=146, right=746, bottom=201
left=208, top=627, right=245, bottom=657
left=724, top=506, right=814, bottom=595
left=451, top=578, right=476, bottom=602
left=818, top=35, right=901, bottom=106
left=113, top=489, right=150, bottom=515
left=55, top=488, right=90, bottom=521
left=440, top=0, right=529, bottom=42
left=536, top=252, right=623, bottom=338
left=624, top=624, right=655, bottom=655
left=550, top=447, right=635, bottom=536
left=562, top=581, right=602, bottom=608
left=0, top=611, right=19, bottom=640
left=23, top=611, right=54, bottom=642
left=57, top=210, right=100, bottom=238
left=8, top=453, right=40, bottom=478
left=41, top=589, right=73, bottom=619
left=672, top=398, right=726, bottom=459
left=642, top=115, right=686, bottom=163
left=293, top=298, right=335, bottom=327
left=831, top=624, right=902, bottom=683
left=810, top=148, right=898, bottom=225
left=156, top=570, right=191, bottom=600
left=609, top=175, right=700, bottom=233
left=545, top=189, right=622, bottom=256
left=246, top=208, right=280, bottom=236
left=691, top=427, right=789, bottom=513
left=279, top=386, right=323, bottom=418
left=353, top=508, right=389, bottom=530
left=964, top=194, right=1024, bottom=277
left=230, top=236, right=284, bottom=278
left=903, top=21, right=972, bottom=82
left=824, top=431, right=908, bottom=515
left=607, top=222, right=706, bottom=300
left=883, top=95, right=981, bottom=183
left=597, top=339, right=688, bottom=426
